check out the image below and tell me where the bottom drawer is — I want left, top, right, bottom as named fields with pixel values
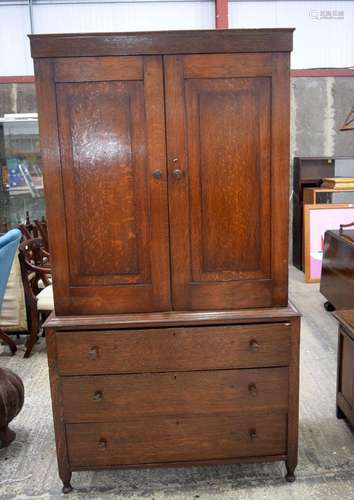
left=66, top=413, right=287, bottom=468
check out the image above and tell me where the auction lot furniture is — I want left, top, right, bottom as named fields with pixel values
left=303, top=205, right=354, bottom=283
left=320, top=226, right=354, bottom=310
left=30, top=29, right=300, bottom=493
left=292, top=156, right=354, bottom=270
left=333, top=310, right=354, bottom=427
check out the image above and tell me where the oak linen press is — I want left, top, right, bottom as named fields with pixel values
left=30, top=29, right=300, bottom=493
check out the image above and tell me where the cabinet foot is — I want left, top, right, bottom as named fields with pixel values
left=62, top=482, right=73, bottom=494
left=336, top=406, right=345, bottom=419
left=285, top=463, right=296, bottom=482
left=324, top=301, right=335, bottom=312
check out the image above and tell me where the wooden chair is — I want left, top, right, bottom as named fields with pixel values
left=18, top=238, right=54, bottom=358
left=34, top=218, right=49, bottom=252
left=18, top=211, right=39, bottom=240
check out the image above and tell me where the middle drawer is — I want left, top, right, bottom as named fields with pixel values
left=62, top=367, right=288, bottom=422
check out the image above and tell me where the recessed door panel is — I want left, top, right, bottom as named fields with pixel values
left=185, top=78, right=270, bottom=282
left=57, top=81, right=149, bottom=285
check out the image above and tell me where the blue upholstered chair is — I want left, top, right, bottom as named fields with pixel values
left=0, top=229, right=22, bottom=355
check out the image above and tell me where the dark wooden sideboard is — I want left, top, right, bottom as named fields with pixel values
left=31, top=29, right=300, bottom=493
left=320, top=229, right=354, bottom=310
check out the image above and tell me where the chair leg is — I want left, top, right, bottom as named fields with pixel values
left=0, top=329, right=17, bottom=355
left=24, top=311, right=39, bottom=358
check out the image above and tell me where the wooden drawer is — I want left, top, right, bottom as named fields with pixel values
left=66, top=413, right=287, bottom=468
left=62, top=367, right=288, bottom=422
left=56, top=323, right=291, bottom=375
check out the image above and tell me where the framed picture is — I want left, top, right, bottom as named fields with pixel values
left=303, top=204, right=354, bottom=283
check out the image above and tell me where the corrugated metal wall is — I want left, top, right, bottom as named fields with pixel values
left=0, top=0, right=353, bottom=75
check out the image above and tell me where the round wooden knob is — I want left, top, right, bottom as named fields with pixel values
left=93, top=390, right=103, bottom=401
left=89, top=346, right=99, bottom=359
left=249, top=428, right=257, bottom=441
left=98, top=438, right=107, bottom=450
left=248, top=383, right=257, bottom=396
left=249, top=339, right=259, bottom=351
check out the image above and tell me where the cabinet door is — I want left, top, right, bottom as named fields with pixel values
left=165, top=53, right=289, bottom=310
left=35, top=56, right=171, bottom=314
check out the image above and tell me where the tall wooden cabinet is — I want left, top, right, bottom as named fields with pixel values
left=30, top=29, right=300, bottom=493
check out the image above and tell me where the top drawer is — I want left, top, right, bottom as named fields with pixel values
left=55, top=323, right=291, bottom=375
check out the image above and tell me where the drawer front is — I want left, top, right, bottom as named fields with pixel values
left=66, top=413, right=287, bottom=468
left=62, top=367, right=288, bottom=422
left=56, top=323, right=291, bottom=375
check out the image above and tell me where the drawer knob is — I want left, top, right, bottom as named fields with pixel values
left=93, top=390, right=103, bottom=402
left=248, top=383, right=257, bottom=397
left=249, top=339, right=259, bottom=351
left=89, top=346, right=99, bottom=359
left=249, top=428, right=257, bottom=441
left=98, top=438, right=107, bottom=450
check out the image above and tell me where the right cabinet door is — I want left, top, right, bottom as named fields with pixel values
left=165, top=53, right=289, bottom=310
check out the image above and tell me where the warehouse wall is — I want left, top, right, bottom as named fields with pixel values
left=291, top=77, right=354, bottom=158
left=1, top=76, right=353, bottom=158
left=1, top=1, right=354, bottom=75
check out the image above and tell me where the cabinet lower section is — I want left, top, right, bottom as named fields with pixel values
left=67, top=413, right=287, bottom=468
left=45, top=306, right=300, bottom=493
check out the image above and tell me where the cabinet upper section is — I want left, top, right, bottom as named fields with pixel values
left=29, top=29, right=294, bottom=59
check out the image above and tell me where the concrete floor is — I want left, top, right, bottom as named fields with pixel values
left=0, top=266, right=354, bottom=499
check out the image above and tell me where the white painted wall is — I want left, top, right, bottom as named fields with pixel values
left=0, top=1, right=215, bottom=75
left=229, top=1, right=354, bottom=69
left=0, top=0, right=353, bottom=75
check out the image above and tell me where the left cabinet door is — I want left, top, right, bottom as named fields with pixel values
left=34, top=56, right=171, bottom=314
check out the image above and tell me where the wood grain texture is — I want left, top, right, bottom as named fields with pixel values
left=336, top=321, right=354, bottom=426
left=270, top=52, right=290, bottom=305
left=54, top=56, right=143, bottom=82
left=45, top=304, right=299, bottom=330
left=286, top=315, right=300, bottom=479
left=45, top=329, right=72, bottom=490
left=164, top=53, right=276, bottom=310
left=35, top=55, right=171, bottom=314
left=320, top=229, right=354, bottom=308
left=62, top=367, right=288, bottom=422
left=34, top=30, right=298, bottom=490
left=56, top=323, right=291, bottom=376
left=66, top=413, right=287, bottom=467
left=29, top=29, right=294, bottom=58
